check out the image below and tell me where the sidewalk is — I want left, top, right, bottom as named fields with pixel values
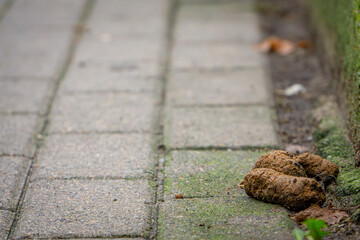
left=0, top=0, right=293, bottom=239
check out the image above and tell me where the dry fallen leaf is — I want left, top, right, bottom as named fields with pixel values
left=175, top=194, right=183, bottom=199
left=290, top=204, right=349, bottom=225
left=297, top=40, right=312, bottom=49
left=256, top=36, right=296, bottom=55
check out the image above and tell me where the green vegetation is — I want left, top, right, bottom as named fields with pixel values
left=313, top=116, right=360, bottom=204
left=307, top=0, right=360, bottom=151
left=293, top=219, right=329, bottom=240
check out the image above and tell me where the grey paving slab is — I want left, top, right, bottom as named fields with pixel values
left=166, top=106, right=279, bottom=148
left=0, top=157, right=30, bottom=210
left=4, top=0, right=84, bottom=27
left=0, top=79, right=50, bottom=113
left=158, top=197, right=294, bottom=240
left=177, top=3, right=260, bottom=42
left=164, top=150, right=264, bottom=198
left=15, top=179, right=151, bottom=239
left=176, top=14, right=261, bottom=43
left=168, top=69, right=271, bottom=106
left=0, top=114, right=38, bottom=156
left=75, top=37, right=161, bottom=62
left=61, top=61, right=156, bottom=93
left=0, top=0, right=6, bottom=8
left=86, top=0, right=166, bottom=37
left=0, top=0, right=83, bottom=78
left=0, top=28, right=74, bottom=78
left=0, top=210, right=13, bottom=240
left=70, top=58, right=160, bottom=79
left=49, top=93, right=155, bottom=133
left=33, top=134, right=153, bottom=179
left=90, top=0, right=167, bottom=21
left=172, top=43, right=264, bottom=70
left=68, top=239, right=145, bottom=240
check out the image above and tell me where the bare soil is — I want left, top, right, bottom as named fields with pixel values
left=255, top=0, right=360, bottom=238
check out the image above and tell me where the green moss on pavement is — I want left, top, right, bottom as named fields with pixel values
left=164, top=150, right=266, bottom=198
left=158, top=197, right=294, bottom=240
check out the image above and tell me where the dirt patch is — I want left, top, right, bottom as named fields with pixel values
left=256, top=0, right=327, bottom=150
left=255, top=0, right=360, bottom=238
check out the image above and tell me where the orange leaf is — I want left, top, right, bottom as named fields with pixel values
left=175, top=194, right=183, bottom=199
left=256, top=36, right=296, bottom=55
left=297, top=40, right=312, bottom=49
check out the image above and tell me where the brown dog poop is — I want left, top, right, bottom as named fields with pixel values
left=295, top=152, right=339, bottom=178
left=254, top=150, right=307, bottom=177
left=243, top=168, right=326, bottom=211
left=241, top=150, right=339, bottom=211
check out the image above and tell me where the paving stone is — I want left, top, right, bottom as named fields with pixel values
left=15, top=179, right=151, bottom=239
left=0, top=114, right=38, bottom=156
left=4, top=0, right=85, bottom=27
left=164, top=150, right=264, bottom=198
left=91, top=0, right=166, bottom=21
left=61, top=61, right=156, bottom=93
left=86, top=0, right=166, bottom=37
left=0, top=157, right=30, bottom=210
left=33, top=134, right=153, bottom=179
left=176, top=15, right=260, bottom=43
left=0, top=79, right=50, bottom=113
left=181, top=0, right=253, bottom=15
left=0, top=0, right=6, bottom=7
left=176, top=3, right=260, bottom=42
left=69, top=58, right=160, bottom=79
left=172, top=43, right=264, bottom=70
left=68, top=239, right=145, bottom=240
left=75, top=37, right=161, bottom=62
left=49, top=93, right=155, bottom=133
left=166, top=106, right=279, bottom=148
left=158, top=197, right=294, bottom=240
left=0, top=28, right=74, bottom=78
left=0, top=0, right=83, bottom=78
left=0, top=210, right=14, bottom=240
left=168, top=69, right=271, bottom=106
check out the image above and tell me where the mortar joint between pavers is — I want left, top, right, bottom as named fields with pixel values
left=148, top=0, right=180, bottom=239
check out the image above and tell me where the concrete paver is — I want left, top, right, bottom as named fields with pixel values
left=4, top=0, right=85, bottom=27
left=172, top=43, right=264, bottom=70
left=158, top=197, right=294, bottom=240
left=168, top=69, right=271, bottom=106
left=0, top=28, right=74, bottom=78
left=176, top=2, right=260, bottom=43
left=164, top=150, right=264, bottom=198
left=87, top=0, right=166, bottom=37
left=0, top=114, right=38, bottom=156
left=15, top=179, right=151, bottom=239
left=0, top=210, right=13, bottom=240
left=49, top=93, right=155, bottom=133
left=33, top=134, right=153, bottom=179
left=0, top=157, right=30, bottom=210
left=75, top=38, right=161, bottom=62
left=0, top=79, right=50, bottom=113
left=0, top=0, right=84, bottom=78
left=61, top=63, right=156, bottom=93
left=166, top=106, right=279, bottom=148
